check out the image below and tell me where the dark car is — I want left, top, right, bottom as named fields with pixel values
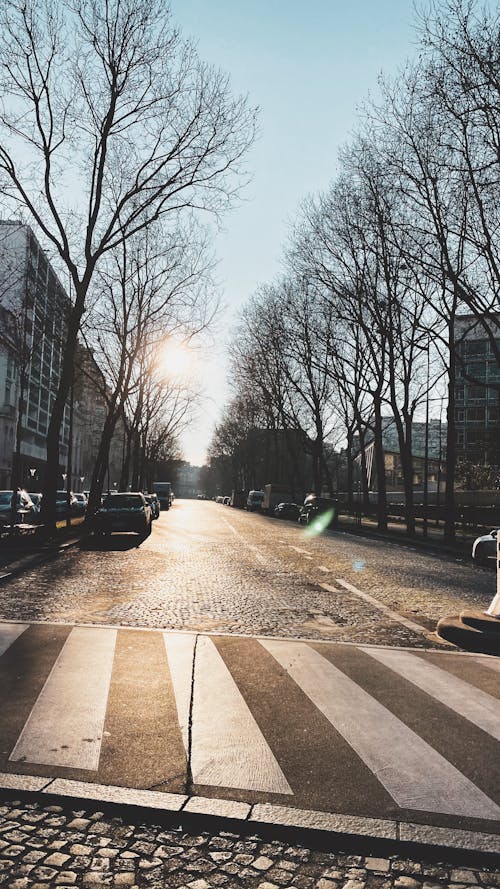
left=472, top=529, right=498, bottom=566
left=0, top=489, right=36, bottom=527
left=274, top=502, right=302, bottom=521
left=93, top=492, right=152, bottom=538
left=144, top=493, right=160, bottom=519
left=298, top=494, right=339, bottom=529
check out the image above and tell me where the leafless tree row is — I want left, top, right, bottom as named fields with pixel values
left=0, top=0, right=257, bottom=525
left=211, top=0, right=500, bottom=540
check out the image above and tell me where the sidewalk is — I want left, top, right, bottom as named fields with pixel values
left=333, top=512, right=478, bottom=560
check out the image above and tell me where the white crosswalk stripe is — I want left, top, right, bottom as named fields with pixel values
left=9, top=627, right=117, bottom=770
left=363, top=647, right=500, bottom=741
left=261, top=639, right=500, bottom=820
left=164, top=633, right=292, bottom=794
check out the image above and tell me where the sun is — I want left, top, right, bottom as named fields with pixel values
left=157, top=341, right=192, bottom=380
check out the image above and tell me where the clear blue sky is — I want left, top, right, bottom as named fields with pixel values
left=171, top=0, right=419, bottom=465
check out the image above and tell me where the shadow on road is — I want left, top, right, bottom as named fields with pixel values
left=80, top=533, right=147, bottom=552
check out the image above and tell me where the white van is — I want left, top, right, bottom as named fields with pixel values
left=246, top=490, right=265, bottom=511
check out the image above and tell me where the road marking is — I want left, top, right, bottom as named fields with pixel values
left=330, top=579, right=427, bottom=634
left=289, top=546, right=313, bottom=557
left=261, top=639, right=500, bottom=820
left=363, top=648, right=500, bottom=742
left=0, top=622, right=28, bottom=656
left=164, top=633, right=292, bottom=794
left=10, top=627, right=117, bottom=770
left=222, top=519, right=267, bottom=565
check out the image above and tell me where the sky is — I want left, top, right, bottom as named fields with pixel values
left=171, top=0, right=419, bottom=466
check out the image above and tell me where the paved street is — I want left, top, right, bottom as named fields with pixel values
left=0, top=500, right=499, bottom=886
left=0, top=499, right=494, bottom=643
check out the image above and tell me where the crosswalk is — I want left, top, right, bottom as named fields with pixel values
left=0, top=621, right=499, bottom=829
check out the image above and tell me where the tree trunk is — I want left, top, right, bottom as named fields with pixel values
left=373, top=396, right=388, bottom=531
left=119, top=429, right=133, bottom=491
left=87, top=406, right=119, bottom=515
left=40, top=288, right=86, bottom=531
left=346, top=427, right=354, bottom=511
left=390, top=409, right=415, bottom=536
left=444, top=312, right=457, bottom=543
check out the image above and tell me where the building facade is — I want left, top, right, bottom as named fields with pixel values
left=0, top=221, right=71, bottom=489
left=454, top=314, right=500, bottom=467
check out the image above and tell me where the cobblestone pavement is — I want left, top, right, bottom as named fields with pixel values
left=0, top=797, right=499, bottom=889
left=0, top=500, right=494, bottom=647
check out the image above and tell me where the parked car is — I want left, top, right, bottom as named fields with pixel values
left=472, top=529, right=498, bottom=566
left=73, top=492, right=88, bottom=515
left=27, top=492, right=43, bottom=518
left=298, top=494, right=339, bottom=528
left=246, top=490, right=265, bottom=511
left=144, top=493, right=160, bottom=519
left=274, top=502, right=302, bottom=521
left=92, top=492, right=152, bottom=538
left=0, top=489, right=36, bottom=526
left=55, top=490, right=79, bottom=517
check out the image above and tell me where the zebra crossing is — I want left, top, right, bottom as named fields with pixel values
left=0, top=620, right=499, bottom=833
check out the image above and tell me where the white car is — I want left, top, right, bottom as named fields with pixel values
left=472, top=529, right=498, bottom=566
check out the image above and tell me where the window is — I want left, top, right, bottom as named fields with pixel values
left=466, top=407, right=485, bottom=423
left=466, top=340, right=487, bottom=357
left=455, top=385, right=464, bottom=402
left=468, top=385, right=486, bottom=400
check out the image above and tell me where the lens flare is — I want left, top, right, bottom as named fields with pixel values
left=304, top=508, right=336, bottom=538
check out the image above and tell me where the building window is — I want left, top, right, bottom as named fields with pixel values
left=468, top=385, right=487, bottom=400
left=466, top=407, right=485, bottom=423
left=466, top=340, right=487, bottom=357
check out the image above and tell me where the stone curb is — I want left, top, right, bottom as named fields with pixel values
left=1, top=772, right=499, bottom=864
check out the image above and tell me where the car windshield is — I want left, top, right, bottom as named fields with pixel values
left=102, top=495, right=143, bottom=509
left=0, top=492, right=12, bottom=504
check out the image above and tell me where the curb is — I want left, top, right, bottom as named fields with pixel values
left=0, top=773, right=499, bottom=865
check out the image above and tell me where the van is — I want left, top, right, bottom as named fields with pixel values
left=246, top=490, right=265, bottom=511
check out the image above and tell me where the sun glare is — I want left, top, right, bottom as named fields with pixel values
left=157, top=342, right=192, bottom=380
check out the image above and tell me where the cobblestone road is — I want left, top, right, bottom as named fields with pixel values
left=1, top=797, right=499, bottom=889
left=0, top=500, right=494, bottom=647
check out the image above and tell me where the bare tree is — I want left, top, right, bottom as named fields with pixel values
left=0, top=0, right=257, bottom=526
left=81, top=220, right=214, bottom=511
